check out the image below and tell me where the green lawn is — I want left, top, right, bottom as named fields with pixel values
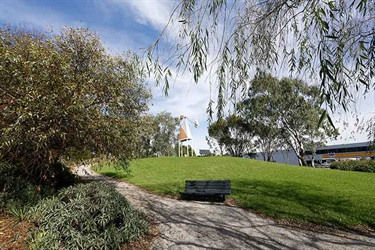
left=94, top=157, right=375, bottom=230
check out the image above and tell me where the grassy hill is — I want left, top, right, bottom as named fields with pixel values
left=95, top=157, right=375, bottom=230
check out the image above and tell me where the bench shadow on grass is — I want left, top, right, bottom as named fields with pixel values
left=232, top=179, right=374, bottom=230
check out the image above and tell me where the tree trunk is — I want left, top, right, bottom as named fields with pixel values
left=262, top=153, right=266, bottom=161
left=267, top=154, right=272, bottom=161
left=297, top=154, right=308, bottom=166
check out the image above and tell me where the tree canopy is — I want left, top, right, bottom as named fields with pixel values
left=0, top=27, right=151, bottom=183
left=238, top=72, right=338, bottom=166
left=147, top=0, right=374, bottom=119
left=139, top=112, right=179, bottom=157
left=208, top=114, right=253, bottom=157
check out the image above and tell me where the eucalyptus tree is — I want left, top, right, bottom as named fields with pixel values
left=237, top=73, right=284, bottom=161
left=207, top=119, right=227, bottom=155
left=151, top=111, right=179, bottom=157
left=208, top=114, right=253, bottom=157
left=0, top=27, right=151, bottom=184
left=239, top=72, right=338, bottom=166
left=147, top=0, right=374, bottom=120
left=205, top=135, right=224, bottom=155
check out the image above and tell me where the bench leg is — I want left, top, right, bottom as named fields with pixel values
left=219, top=195, right=225, bottom=202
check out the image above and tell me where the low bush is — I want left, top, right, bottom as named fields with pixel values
left=7, top=204, right=30, bottom=221
left=0, top=161, right=77, bottom=211
left=29, top=181, right=148, bottom=249
left=0, top=162, right=41, bottom=209
left=43, top=162, right=78, bottom=190
left=330, top=160, right=375, bottom=173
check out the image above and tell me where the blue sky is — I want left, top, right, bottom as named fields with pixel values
left=1, top=0, right=374, bottom=153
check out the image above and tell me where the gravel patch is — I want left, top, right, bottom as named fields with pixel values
left=76, top=165, right=375, bottom=250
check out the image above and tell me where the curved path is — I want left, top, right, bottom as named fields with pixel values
left=76, top=165, right=375, bottom=250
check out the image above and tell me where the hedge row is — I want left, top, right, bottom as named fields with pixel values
left=28, top=181, right=148, bottom=249
left=330, top=160, right=375, bottom=173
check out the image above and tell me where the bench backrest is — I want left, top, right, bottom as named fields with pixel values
left=185, top=180, right=231, bottom=192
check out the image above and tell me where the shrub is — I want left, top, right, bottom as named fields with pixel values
left=29, top=182, right=148, bottom=249
left=330, top=160, right=375, bottom=173
left=43, top=162, right=78, bottom=190
left=0, top=161, right=77, bottom=210
left=1, top=26, right=150, bottom=186
left=0, top=162, right=41, bottom=209
left=7, top=204, right=30, bottom=221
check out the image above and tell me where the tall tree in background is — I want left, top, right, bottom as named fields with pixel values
left=151, top=112, right=179, bottom=157
left=133, top=115, right=155, bottom=158
left=239, top=72, right=338, bottom=166
left=207, top=119, right=227, bottom=155
left=147, top=0, right=374, bottom=120
left=208, top=115, right=253, bottom=157
left=237, top=74, right=284, bottom=161
left=0, top=27, right=150, bottom=184
left=136, top=112, right=179, bottom=158
left=205, top=135, right=223, bottom=156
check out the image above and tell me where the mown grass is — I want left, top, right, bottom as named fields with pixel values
left=95, top=157, right=375, bottom=230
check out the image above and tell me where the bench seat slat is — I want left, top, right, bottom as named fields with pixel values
left=183, top=190, right=231, bottom=195
left=185, top=188, right=230, bottom=191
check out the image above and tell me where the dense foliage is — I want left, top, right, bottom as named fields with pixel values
left=331, top=160, right=375, bottom=173
left=28, top=181, right=148, bottom=250
left=208, top=115, right=253, bottom=157
left=0, top=162, right=41, bottom=209
left=237, top=73, right=338, bottom=165
left=0, top=27, right=150, bottom=185
left=1, top=161, right=77, bottom=231
left=139, top=112, right=179, bottom=157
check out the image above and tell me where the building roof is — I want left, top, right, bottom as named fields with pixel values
left=316, top=141, right=370, bottom=150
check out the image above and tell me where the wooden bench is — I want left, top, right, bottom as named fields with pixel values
left=180, top=180, right=231, bottom=202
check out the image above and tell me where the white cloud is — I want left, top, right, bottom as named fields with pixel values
left=118, top=0, right=175, bottom=31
